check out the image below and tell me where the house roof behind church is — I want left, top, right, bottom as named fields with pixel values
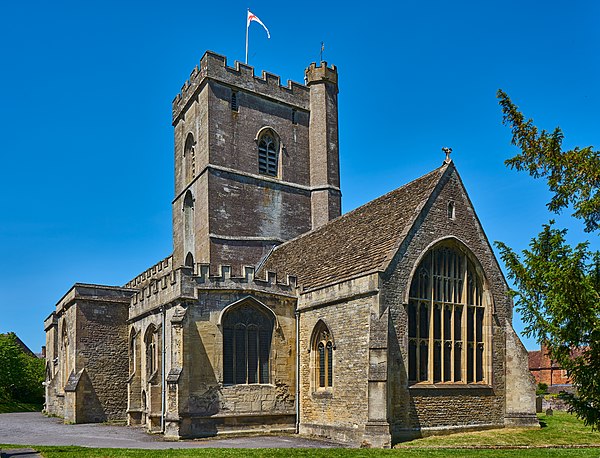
left=259, top=163, right=450, bottom=291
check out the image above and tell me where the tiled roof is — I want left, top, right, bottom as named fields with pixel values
left=259, top=163, right=450, bottom=291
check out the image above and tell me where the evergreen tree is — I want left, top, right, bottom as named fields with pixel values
left=495, top=90, right=600, bottom=428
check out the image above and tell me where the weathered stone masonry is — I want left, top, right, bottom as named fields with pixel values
left=44, top=51, right=537, bottom=447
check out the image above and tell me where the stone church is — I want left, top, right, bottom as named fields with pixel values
left=44, top=51, right=537, bottom=447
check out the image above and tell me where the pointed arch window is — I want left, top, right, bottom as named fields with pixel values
left=184, top=133, right=196, bottom=184
left=144, top=325, right=158, bottom=380
left=312, top=321, right=334, bottom=389
left=257, top=130, right=279, bottom=177
left=129, top=329, right=137, bottom=376
left=222, top=302, right=273, bottom=385
left=407, top=243, right=487, bottom=384
left=183, top=191, right=194, bottom=256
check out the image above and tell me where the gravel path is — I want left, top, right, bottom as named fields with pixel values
left=0, top=412, right=342, bottom=449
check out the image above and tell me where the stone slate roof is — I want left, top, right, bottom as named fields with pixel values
left=259, top=163, right=450, bottom=291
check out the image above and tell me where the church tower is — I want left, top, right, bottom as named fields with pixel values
left=171, top=52, right=341, bottom=271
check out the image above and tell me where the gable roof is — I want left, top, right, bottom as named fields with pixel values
left=258, top=162, right=451, bottom=291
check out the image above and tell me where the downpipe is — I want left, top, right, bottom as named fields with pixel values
left=160, top=306, right=166, bottom=433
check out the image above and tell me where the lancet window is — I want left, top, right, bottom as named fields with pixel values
left=184, top=133, right=195, bottom=184
left=407, top=243, right=487, bottom=384
left=312, top=321, right=334, bottom=389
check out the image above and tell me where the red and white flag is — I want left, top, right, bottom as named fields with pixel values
left=247, top=10, right=270, bottom=39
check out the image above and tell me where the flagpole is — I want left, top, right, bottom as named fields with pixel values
left=245, top=9, right=249, bottom=64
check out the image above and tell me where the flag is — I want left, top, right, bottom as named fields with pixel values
left=247, top=10, right=270, bottom=39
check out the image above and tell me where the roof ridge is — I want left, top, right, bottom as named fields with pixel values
left=257, top=162, right=451, bottom=290
left=377, top=163, right=453, bottom=273
left=265, top=163, right=449, bottom=261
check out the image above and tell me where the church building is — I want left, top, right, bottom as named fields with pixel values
left=43, top=51, right=538, bottom=447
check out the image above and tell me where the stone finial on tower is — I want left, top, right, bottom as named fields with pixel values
left=442, top=147, right=452, bottom=164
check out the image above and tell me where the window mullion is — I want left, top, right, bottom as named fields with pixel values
left=429, top=278, right=435, bottom=383
left=462, top=256, right=468, bottom=383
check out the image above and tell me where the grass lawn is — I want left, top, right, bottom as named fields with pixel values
left=398, top=411, right=600, bottom=448
left=1, top=412, right=599, bottom=457
left=0, top=400, right=42, bottom=414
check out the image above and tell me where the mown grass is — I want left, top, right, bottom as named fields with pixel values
left=398, top=412, right=600, bottom=448
left=1, top=412, right=599, bottom=458
left=0, top=400, right=42, bottom=413
left=15, top=446, right=600, bottom=457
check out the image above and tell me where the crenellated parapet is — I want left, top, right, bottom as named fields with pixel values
left=172, top=51, right=310, bottom=123
left=129, top=267, right=195, bottom=320
left=129, top=264, right=298, bottom=320
left=305, top=61, right=338, bottom=87
left=124, top=255, right=173, bottom=290
left=192, top=264, right=297, bottom=296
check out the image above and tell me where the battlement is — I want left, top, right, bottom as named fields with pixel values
left=129, top=264, right=297, bottom=320
left=124, top=255, right=173, bottom=290
left=172, top=51, right=310, bottom=123
left=192, top=264, right=297, bottom=294
left=305, top=61, right=338, bottom=86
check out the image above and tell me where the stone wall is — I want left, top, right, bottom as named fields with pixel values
left=170, top=53, right=341, bottom=272
left=383, top=164, right=537, bottom=441
left=178, top=288, right=297, bottom=437
left=298, top=274, right=382, bottom=446
left=75, top=299, right=129, bottom=421
left=44, top=284, right=133, bottom=423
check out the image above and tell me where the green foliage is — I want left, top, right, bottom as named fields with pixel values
left=496, top=91, right=600, bottom=429
left=497, top=89, right=600, bottom=233
left=536, top=383, right=549, bottom=395
left=0, top=333, right=44, bottom=408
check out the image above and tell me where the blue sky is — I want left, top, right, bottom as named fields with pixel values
left=1, top=0, right=598, bottom=353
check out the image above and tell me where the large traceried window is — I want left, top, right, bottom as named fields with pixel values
left=407, top=243, right=488, bottom=384
left=223, top=303, right=273, bottom=385
left=312, top=321, right=334, bottom=389
left=257, top=130, right=279, bottom=177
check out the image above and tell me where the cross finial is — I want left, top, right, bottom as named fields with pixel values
left=442, top=147, right=452, bottom=164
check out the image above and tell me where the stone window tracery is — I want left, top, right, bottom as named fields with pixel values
left=407, top=243, right=487, bottom=384
left=257, top=130, right=278, bottom=177
left=312, top=321, right=334, bottom=389
left=222, top=303, right=273, bottom=385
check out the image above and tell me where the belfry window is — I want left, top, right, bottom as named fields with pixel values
left=223, top=302, right=273, bottom=385
left=312, top=321, right=334, bottom=388
left=258, top=131, right=278, bottom=177
left=407, top=243, right=487, bottom=384
left=184, top=133, right=196, bottom=183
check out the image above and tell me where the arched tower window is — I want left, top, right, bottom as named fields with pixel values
left=183, top=190, right=194, bottom=258
left=222, top=301, right=273, bottom=385
left=407, top=242, right=487, bottom=384
left=184, top=133, right=196, bottom=184
left=312, top=321, right=334, bottom=389
left=257, top=129, right=279, bottom=177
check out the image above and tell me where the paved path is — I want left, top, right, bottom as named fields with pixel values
left=1, top=448, right=43, bottom=458
left=0, top=413, right=342, bottom=449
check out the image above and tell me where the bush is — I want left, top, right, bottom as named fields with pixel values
left=537, top=382, right=549, bottom=395
left=0, top=333, right=44, bottom=406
